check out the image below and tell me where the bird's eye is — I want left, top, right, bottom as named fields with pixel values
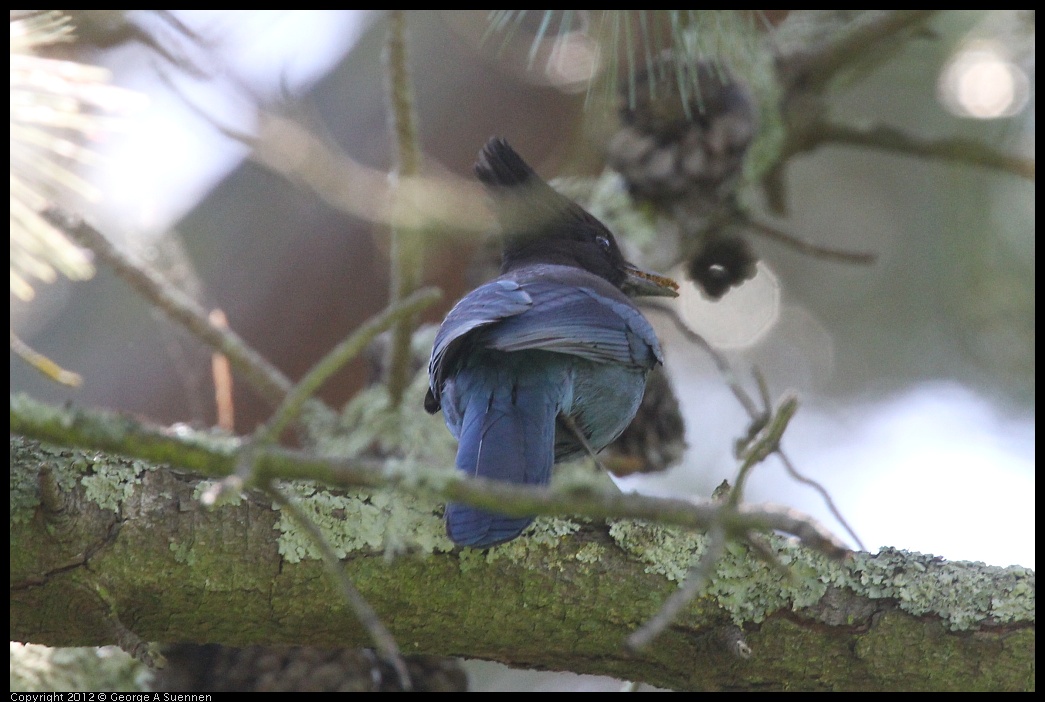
left=596, top=235, right=611, bottom=252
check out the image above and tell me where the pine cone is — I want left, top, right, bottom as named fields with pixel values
left=686, top=232, right=758, bottom=300
left=607, top=57, right=760, bottom=299
left=607, top=58, right=756, bottom=213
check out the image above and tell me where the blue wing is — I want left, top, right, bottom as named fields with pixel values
left=480, top=281, right=662, bottom=368
left=426, top=278, right=532, bottom=410
left=427, top=266, right=662, bottom=411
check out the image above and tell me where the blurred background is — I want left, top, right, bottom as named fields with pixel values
left=10, top=10, right=1034, bottom=691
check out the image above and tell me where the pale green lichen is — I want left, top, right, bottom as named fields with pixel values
left=10, top=439, right=155, bottom=522
left=608, top=519, right=707, bottom=583
left=453, top=517, right=585, bottom=572
left=574, top=541, right=607, bottom=564
left=990, top=568, right=1035, bottom=622
left=273, top=481, right=454, bottom=564
left=609, top=520, right=1034, bottom=630
left=489, top=517, right=582, bottom=563
left=609, top=520, right=829, bottom=624
left=708, top=537, right=830, bottom=623
left=456, top=545, right=489, bottom=573
left=79, top=458, right=145, bottom=513
left=9, top=438, right=49, bottom=524
left=274, top=347, right=463, bottom=560
left=168, top=539, right=197, bottom=567
left=10, top=642, right=148, bottom=692
left=837, top=547, right=1036, bottom=630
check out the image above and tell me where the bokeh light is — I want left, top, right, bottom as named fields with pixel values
left=938, top=40, right=1030, bottom=119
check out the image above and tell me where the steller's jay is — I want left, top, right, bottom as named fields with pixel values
left=425, top=137, right=678, bottom=548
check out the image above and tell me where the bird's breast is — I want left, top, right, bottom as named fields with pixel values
left=554, top=359, right=649, bottom=463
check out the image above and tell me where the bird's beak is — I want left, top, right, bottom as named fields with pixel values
left=622, top=263, right=679, bottom=298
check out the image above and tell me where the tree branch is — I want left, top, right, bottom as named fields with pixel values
left=806, top=120, right=1035, bottom=180
left=384, top=10, right=426, bottom=407
left=786, top=11, right=940, bottom=92
left=10, top=435, right=1034, bottom=691
left=46, top=209, right=294, bottom=406
left=255, top=286, right=441, bottom=444
left=744, top=217, right=878, bottom=264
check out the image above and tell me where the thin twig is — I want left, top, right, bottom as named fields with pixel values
left=47, top=209, right=294, bottom=406
left=208, top=309, right=235, bottom=432
left=810, top=120, right=1035, bottom=181
left=266, top=484, right=412, bottom=691
left=10, top=393, right=850, bottom=558
left=627, top=522, right=727, bottom=651
left=745, top=217, right=877, bottom=265
left=628, top=393, right=804, bottom=650
left=562, top=414, right=609, bottom=474
left=92, top=582, right=166, bottom=669
left=256, top=286, right=442, bottom=445
left=728, top=394, right=798, bottom=508
left=741, top=503, right=849, bottom=559
left=384, top=11, right=426, bottom=408
left=788, top=11, right=940, bottom=91
left=774, top=451, right=864, bottom=551
left=645, top=303, right=864, bottom=551
left=247, top=114, right=488, bottom=234
left=10, top=330, right=82, bottom=386
left=155, top=62, right=489, bottom=235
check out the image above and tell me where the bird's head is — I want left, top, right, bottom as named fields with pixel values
left=475, top=137, right=678, bottom=298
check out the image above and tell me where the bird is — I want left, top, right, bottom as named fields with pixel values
left=425, top=137, right=678, bottom=548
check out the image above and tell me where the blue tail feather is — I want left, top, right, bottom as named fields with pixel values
left=445, top=363, right=560, bottom=547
